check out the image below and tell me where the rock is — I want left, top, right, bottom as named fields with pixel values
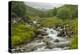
left=20, top=48, right=26, bottom=52
left=42, top=36, right=54, bottom=49
left=36, top=24, right=41, bottom=27
left=37, top=29, right=48, bottom=36
left=46, top=41, right=54, bottom=49
left=56, top=27, right=61, bottom=31
left=31, top=47, right=37, bottom=51
left=57, top=30, right=66, bottom=37
left=57, top=44, right=68, bottom=48
left=57, top=32, right=62, bottom=37
left=43, top=28, right=47, bottom=31
left=24, top=45, right=36, bottom=52
left=50, top=31, right=55, bottom=34
left=56, top=41, right=70, bottom=48
left=41, top=32, right=48, bottom=36
left=54, top=39, right=59, bottom=42
left=11, top=49, right=16, bottom=53
left=12, top=47, right=22, bottom=52
left=37, top=35, right=43, bottom=39
left=63, top=47, right=70, bottom=50
left=42, top=36, right=52, bottom=42
left=53, top=27, right=55, bottom=29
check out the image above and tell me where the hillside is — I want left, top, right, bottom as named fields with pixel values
left=26, top=5, right=45, bottom=17
left=10, top=1, right=78, bottom=53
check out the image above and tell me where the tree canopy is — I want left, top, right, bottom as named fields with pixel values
left=11, top=1, right=26, bottom=17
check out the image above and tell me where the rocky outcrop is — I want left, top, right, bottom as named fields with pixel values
left=36, top=29, right=48, bottom=36
left=11, top=27, right=71, bottom=52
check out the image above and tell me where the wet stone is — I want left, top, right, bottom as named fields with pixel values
left=37, top=35, right=43, bottom=39
left=12, top=27, right=71, bottom=52
left=46, top=42, right=54, bottom=49
left=54, top=39, right=60, bottom=42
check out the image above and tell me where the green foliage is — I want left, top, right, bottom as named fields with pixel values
left=11, top=1, right=27, bottom=17
left=10, top=2, right=78, bottom=49
left=52, top=8, right=57, bottom=16
left=47, top=5, right=78, bottom=19
left=40, top=17, right=63, bottom=27
left=70, top=19, right=78, bottom=49
left=56, top=7, right=71, bottom=20
left=65, top=18, right=78, bottom=33
left=71, top=35, right=78, bottom=49
left=11, top=23, right=36, bottom=47
left=63, top=5, right=78, bottom=18
left=71, top=18, right=78, bottom=34
left=56, top=5, right=78, bottom=20
left=25, top=4, right=45, bottom=17
left=64, top=18, right=78, bottom=49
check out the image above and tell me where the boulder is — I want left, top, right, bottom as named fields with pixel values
left=56, top=41, right=70, bottom=48
left=37, top=29, right=48, bottom=36
left=42, top=36, right=52, bottom=42
left=37, top=35, right=43, bottom=39
left=57, top=30, right=66, bottom=37
left=46, top=41, right=54, bottom=49
left=42, top=37, right=54, bottom=49
left=41, top=32, right=48, bottom=36
left=50, top=31, right=55, bottom=34
left=54, top=39, right=59, bottom=42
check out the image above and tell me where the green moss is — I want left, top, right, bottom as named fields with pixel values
left=71, top=35, right=78, bottom=49
left=11, top=23, right=36, bottom=47
left=40, top=17, right=63, bottom=27
left=64, top=18, right=78, bottom=49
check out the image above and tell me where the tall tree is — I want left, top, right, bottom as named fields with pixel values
left=56, top=7, right=71, bottom=20
left=11, top=1, right=26, bottom=17
left=52, top=7, right=57, bottom=16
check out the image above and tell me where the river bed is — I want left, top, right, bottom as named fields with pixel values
left=11, top=27, right=71, bottom=53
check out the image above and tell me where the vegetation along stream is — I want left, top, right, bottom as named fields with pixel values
left=10, top=1, right=78, bottom=53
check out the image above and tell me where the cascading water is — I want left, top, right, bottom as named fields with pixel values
left=33, top=28, right=70, bottom=51
left=12, top=21, right=71, bottom=52
left=44, top=28, right=59, bottom=40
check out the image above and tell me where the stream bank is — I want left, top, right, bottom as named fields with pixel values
left=11, top=25, right=72, bottom=52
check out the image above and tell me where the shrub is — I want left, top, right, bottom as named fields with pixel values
left=71, top=35, right=78, bottom=49
left=11, top=23, right=36, bottom=48
left=40, top=17, right=63, bottom=27
left=64, top=18, right=78, bottom=49
left=56, top=7, right=71, bottom=20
